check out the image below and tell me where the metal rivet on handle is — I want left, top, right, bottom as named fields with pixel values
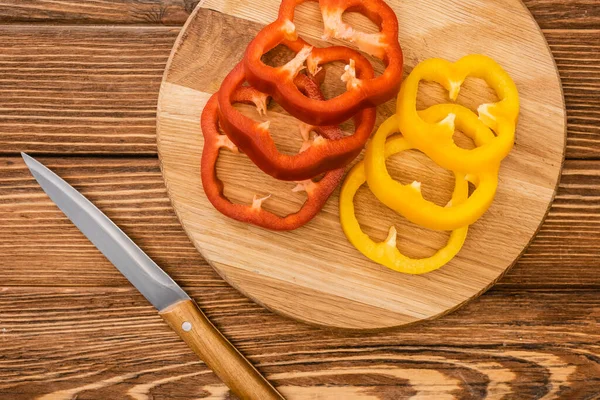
left=182, top=321, right=192, bottom=331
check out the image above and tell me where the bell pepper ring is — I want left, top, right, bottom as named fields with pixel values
left=218, top=62, right=376, bottom=181
left=365, top=107, right=499, bottom=231
left=241, top=0, right=403, bottom=126
left=201, top=79, right=344, bottom=231
left=396, top=55, right=519, bottom=172
left=339, top=133, right=469, bottom=274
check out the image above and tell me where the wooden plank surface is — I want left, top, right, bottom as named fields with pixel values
left=0, top=25, right=179, bottom=156
left=1, top=157, right=598, bottom=288
left=0, top=0, right=598, bottom=29
left=0, top=27, right=598, bottom=157
left=1, top=286, right=599, bottom=399
left=0, top=0, right=196, bottom=25
left=0, top=0, right=599, bottom=397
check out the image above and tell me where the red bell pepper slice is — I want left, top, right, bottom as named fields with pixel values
left=201, top=75, right=344, bottom=231
left=218, top=60, right=376, bottom=181
left=241, top=0, right=403, bottom=126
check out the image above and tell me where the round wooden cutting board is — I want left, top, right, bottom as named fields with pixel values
left=157, top=0, right=565, bottom=330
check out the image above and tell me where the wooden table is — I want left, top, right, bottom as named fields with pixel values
left=0, top=1, right=598, bottom=398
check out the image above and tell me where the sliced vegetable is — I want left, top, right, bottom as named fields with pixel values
left=396, top=54, right=519, bottom=172
left=241, top=0, right=403, bottom=126
left=218, top=62, right=376, bottom=181
left=340, top=132, right=468, bottom=274
left=364, top=107, right=499, bottom=231
left=201, top=76, right=344, bottom=231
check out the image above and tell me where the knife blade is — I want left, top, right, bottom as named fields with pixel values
left=21, top=153, right=190, bottom=310
left=22, top=153, right=284, bottom=400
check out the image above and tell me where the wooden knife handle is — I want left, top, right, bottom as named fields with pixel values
left=159, top=299, right=284, bottom=400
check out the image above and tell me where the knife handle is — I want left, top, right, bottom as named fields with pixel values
left=159, top=299, right=285, bottom=400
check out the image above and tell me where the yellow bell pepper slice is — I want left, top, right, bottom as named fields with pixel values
left=339, top=130, right=468, bottom=274
left=364, top=105, right=499, bottom=231
left=396, top=54, right=519, bottom=173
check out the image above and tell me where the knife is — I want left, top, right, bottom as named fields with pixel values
left=21, top=153, right=285, bottom=400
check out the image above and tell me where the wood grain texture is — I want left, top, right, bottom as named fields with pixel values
left=0, top=0, right=597, bottom=29
left=0, top=25, right=179, bottom=155
left=157, top=1, right=565, bottom=329
left=0, top=0, right=198, bottom=25
left=545, top=30, right=600, bottom=158
left=0, top=157, right=598, bottom=288
left=0, top=286, right=599, bottom=399
left=0, top=26, right=597, bottom=157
